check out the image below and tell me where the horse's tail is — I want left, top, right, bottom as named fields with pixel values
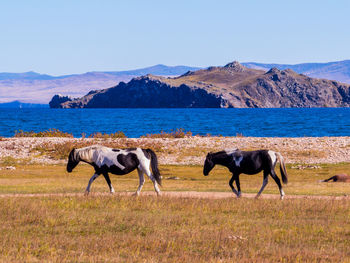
left=276, top=152, right=288, bottom=184
left=146, top=149, right=161, bottom=186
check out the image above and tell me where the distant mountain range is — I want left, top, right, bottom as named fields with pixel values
left=2, top=60, right=350, bottom=104
left=242, top=60, right=350, bottom=84
left=51, top=61, right=350, bottom=108
left=0, top=65, right=200, bottom=104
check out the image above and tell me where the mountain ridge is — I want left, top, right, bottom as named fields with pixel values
left=3, top=60, right=350, bottom=104
left=0, top=65, right=200, bottom=103
left=52, top=62, right=350, bottom=108
left=0, top=64, right=202, bottom=80
left=242, top=60, right=350, bottom=84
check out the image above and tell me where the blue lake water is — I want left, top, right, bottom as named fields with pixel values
left=0, top=108, right=349, bottom=137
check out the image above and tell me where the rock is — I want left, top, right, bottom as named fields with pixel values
left=166, top=176, right=180, bottom=180
left=224, top=61, right=246, bottom=72
left=49, top=94, right=72, bottom=108
left=291, top=165, right=321, bottom=170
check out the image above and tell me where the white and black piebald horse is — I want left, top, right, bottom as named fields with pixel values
left=67, top=145, right=161, bottom=196
left=203, top=149, right=288, bottom=199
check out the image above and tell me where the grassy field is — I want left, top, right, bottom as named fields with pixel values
left=1, top=162, right=350, bottom=196
left=0, top=196, right=349, bottom=262
left=0, top=163, right=350, bottom=262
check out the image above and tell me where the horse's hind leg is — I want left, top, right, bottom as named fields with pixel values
left=140, top=163, right=161, bottom=196
left=256, top=171, right=269, bottom=199
left=229, top=174, right=239, bottom=197
left=85, top=173, right=101, bottom=195
left=132, top=168, right=145, bottom=196
left=270, top=169, right=285, bottom=200
left=103, top=173, right=115, bottom=194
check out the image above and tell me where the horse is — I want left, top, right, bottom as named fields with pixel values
left=321, top=174, right=350, bottom=182
left=203, top=149, right=288, bottom=199
left=67, top=145, right=161, bottom=196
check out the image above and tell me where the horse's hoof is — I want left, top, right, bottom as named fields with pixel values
left=156, top=192, right=162, bottom=197
left=84, top=190, right=90, bottom=196
left=255, top=195, right=260, bottom=199
left=280, top=195, right=285, bottom=200
left=132, top=192, right=139, bottom=197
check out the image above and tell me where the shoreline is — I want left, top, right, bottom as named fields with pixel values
left=1, top=136, right=350, bottom=165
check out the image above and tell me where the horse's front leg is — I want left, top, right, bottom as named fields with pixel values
left=85, top=173, right=101, bottom=195
left=103, top=173, right=115, bottom=194
left=229, top=174, right=239, bottom=198
left=235, top=174, right=242, bottom=197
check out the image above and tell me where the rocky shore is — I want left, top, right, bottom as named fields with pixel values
left=1, top=136, right=349, bottom=165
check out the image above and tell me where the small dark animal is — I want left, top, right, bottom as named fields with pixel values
left=67, top=145, right=161, bottom=195
left=321, top=174, right=350, bottom=182
left=203, top=149, right=288, bottom=199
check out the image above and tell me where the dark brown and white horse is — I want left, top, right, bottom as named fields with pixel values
left=67, top=145, right=161, bottom=196
left=203, top=149, right=288, bottom=199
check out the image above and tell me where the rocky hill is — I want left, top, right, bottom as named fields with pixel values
left=50, top=61, right=350, bottom=108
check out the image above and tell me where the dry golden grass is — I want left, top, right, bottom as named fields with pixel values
left=1, top=163, right=350, bottom=262
left=0, top=196, right=349, bottom=262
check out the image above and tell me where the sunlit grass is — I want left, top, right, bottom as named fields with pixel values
left=0, top=163, right=350, bottom=196
left=0, top=196, right=349, bottom=262
left=0, top=163, right=350, bottom=261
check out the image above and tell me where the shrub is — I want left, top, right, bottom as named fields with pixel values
left=142, top=128, right=192, bottom=138
left=88, top=131, right=126, bottom=139
left=14, top=129, right=73, bottom=138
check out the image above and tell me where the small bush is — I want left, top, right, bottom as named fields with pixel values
left=0, top=156, right=18, bottom=166
left=88, top=131, right=126, bottom=139
left=14, top=129, right=73, bottom=138
left=142, top=128, right=192, bottom=138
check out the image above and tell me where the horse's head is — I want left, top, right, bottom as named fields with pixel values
left=67, top=148, right=79, bottom=173
left=203, top=152, right=215, bottom=176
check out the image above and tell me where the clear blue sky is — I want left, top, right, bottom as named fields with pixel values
left=0, top=0, right=349, bottom=75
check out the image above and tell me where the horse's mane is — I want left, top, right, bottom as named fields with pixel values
left=76, top=145, right=106, bottom=162
left=212, top=149, right=238, bottom=156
